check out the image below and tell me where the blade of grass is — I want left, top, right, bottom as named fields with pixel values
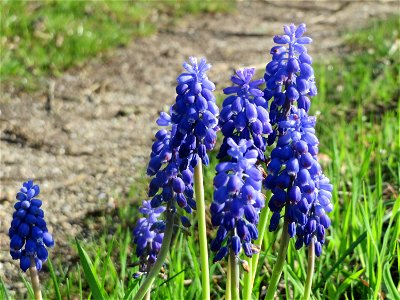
left=100, top=237, right=115, bottom=288
left=0, top=277, right=11, bottom=300
left=20, top=273, right=34, bottom=299
left=383, top=262, right=398, bottom=300
left=78, top=265, right=83, bottom=300
left=123, top=280, right=140, bottom=300
left=335, top=269, right=364, bottom=300
left=313, top=231, right=367, bottom=291
left=76, top=239, right=108, bottom=300
left=153, top=269, right=186, bottom=290
left=66, top=277, right=71, bottom=300
left=47, top=256, right=61, bottom=300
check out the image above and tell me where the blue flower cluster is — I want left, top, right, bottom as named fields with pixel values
left=263, top=23, right=317, bottom=146
left=146, top=127, right=197, bottom=215
left=218, top=68, right=272, bottom=161
left=210, top=138, right=264, bottom=262
left=133, top=200, right=165, bottom=276
left=159, top=56, right=219, bottom=168
left=265, top=108, right=333, bottom=256
left=264, top=24, right=333, bottom=256
left=9, top=180, right=54, bottom=272
left=133, top=57, right=217, bottom=273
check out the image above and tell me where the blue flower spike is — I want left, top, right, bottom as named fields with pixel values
left=133, top=57, right=218, bottom=280
left=264, top=24, right=333, bottom=257
left=264, top=23, right=317, bottom=146
left=9, top=180, right=54, bottom=272
left=211, top=138, right=264, bottom=262
left=218, top=67, right=272, bottom=161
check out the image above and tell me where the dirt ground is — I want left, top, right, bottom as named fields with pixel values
left=0, top=0, right=398, bottom=290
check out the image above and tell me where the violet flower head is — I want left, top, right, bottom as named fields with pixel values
left=9, top=180, right=54, bottom=272
left=133, top=200, right=165, bottom=276
left=158, top=57, right=219, bottom=168
left=263, top=23, right=317, bottom=146
left=218, top=68, right=272, bottom=161
left=133, top=57, right=217, bottom=275
left=211, top=138, right=264, bottom=262
left=145, top=127, right=195, bottom=221
left=264, top=24, right=333, bottom=257
left=265, top=108, right=333, bottom=256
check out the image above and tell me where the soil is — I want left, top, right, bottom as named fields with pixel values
left=0, top=0, right=398, bottom=292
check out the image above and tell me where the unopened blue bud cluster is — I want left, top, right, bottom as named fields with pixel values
left=133, top=57, right=218, bottom=274
left=263, top=24, right=333, bottom=256
left=133, top=200, right=165, bottom=275
left=218, top=68, right=272, bottom=161
left=210, top=138, right=264, bottom=261
left=9, top=180, right=54, bottom=272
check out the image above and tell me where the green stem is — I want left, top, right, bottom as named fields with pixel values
left=194, top=162, right=210, bottom=300
left=229, top=252, right=240, bottom=300
left=144, top=288, right=152, bottom=300
left=134, top=204, right=175, bottom=300
left=303, top=238, right=315, bottom=300
left=226, top=258, right=232, bottom=300
left=242, top=256, right=253, bottom=300
left=265, top=219, right=290, bottom=300
left=251, top=191, right=271, bottom=285
left=29, top=256, right=43, bottom=300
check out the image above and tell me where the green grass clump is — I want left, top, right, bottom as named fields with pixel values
left=0, top=0, right=234, bottom=90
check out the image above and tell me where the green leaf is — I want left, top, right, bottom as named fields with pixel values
left=47, top=256, right=62, bottom=300
left=154, top=269, right=186, bottom=290
left=0, top=277, right=11, bottom=300
left=76, top=239, right=108, bottom=300
left=20, top=273, right=34, bottom=299
left=383, top=262, right=399, bottom=300
left=100, top=237, right=115, bottom=288
left=313, top=231, right=367, bottom=291
left=123, top=280, right=141, bottom=300
left=335, top=269, right=365, bottom=300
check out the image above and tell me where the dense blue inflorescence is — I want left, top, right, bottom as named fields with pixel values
left=133, top=57, right=218, bottom=275
left=133, top=200, right=165, bottom=276
left=264, top=23, right=317, bottom=146
left=158, top=56, right=219, bottom=168
left=263, top=24, right=333, bottom=256
left=218, top=68, right=272, bottom=161
left=210, top=138, right=265, bottom=262
left=9, top=180, right=54, bottom=272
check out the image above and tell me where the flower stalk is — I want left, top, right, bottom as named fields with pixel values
left=303, top=237, right=315, bottom=300
left=194, top=161, right=211, bottom=300
left=251, top=191, right=271, bottom=285
left=242, top=256, right=253, bottom=300
left=29, top=257, right=42, bottom=300
left=229, top=251, right=240, bottom=300
left=226, top=258, right=232, bottom=300
left=264, top=220, right=290, bottom=300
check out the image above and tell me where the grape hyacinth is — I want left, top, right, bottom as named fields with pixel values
left=265, top=108, right=333, bottom=256
left=263, top=23, right=317, bottom=146
left=218, top=68, right=272, bottom=161
left=210, top=138, right=264, bottom=262
left=158, top=56, right=219, bottom=168
left=132, top=127, right=195, bottom=275
left=146, top=127, right=196, bottom=215
left=9, top=180, right=54, bottom=272
left=132, top=200, right=165, bottom=277
left=263, top=24, right=333, bottom=257
left=133, top=57, right=217, bottom=290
